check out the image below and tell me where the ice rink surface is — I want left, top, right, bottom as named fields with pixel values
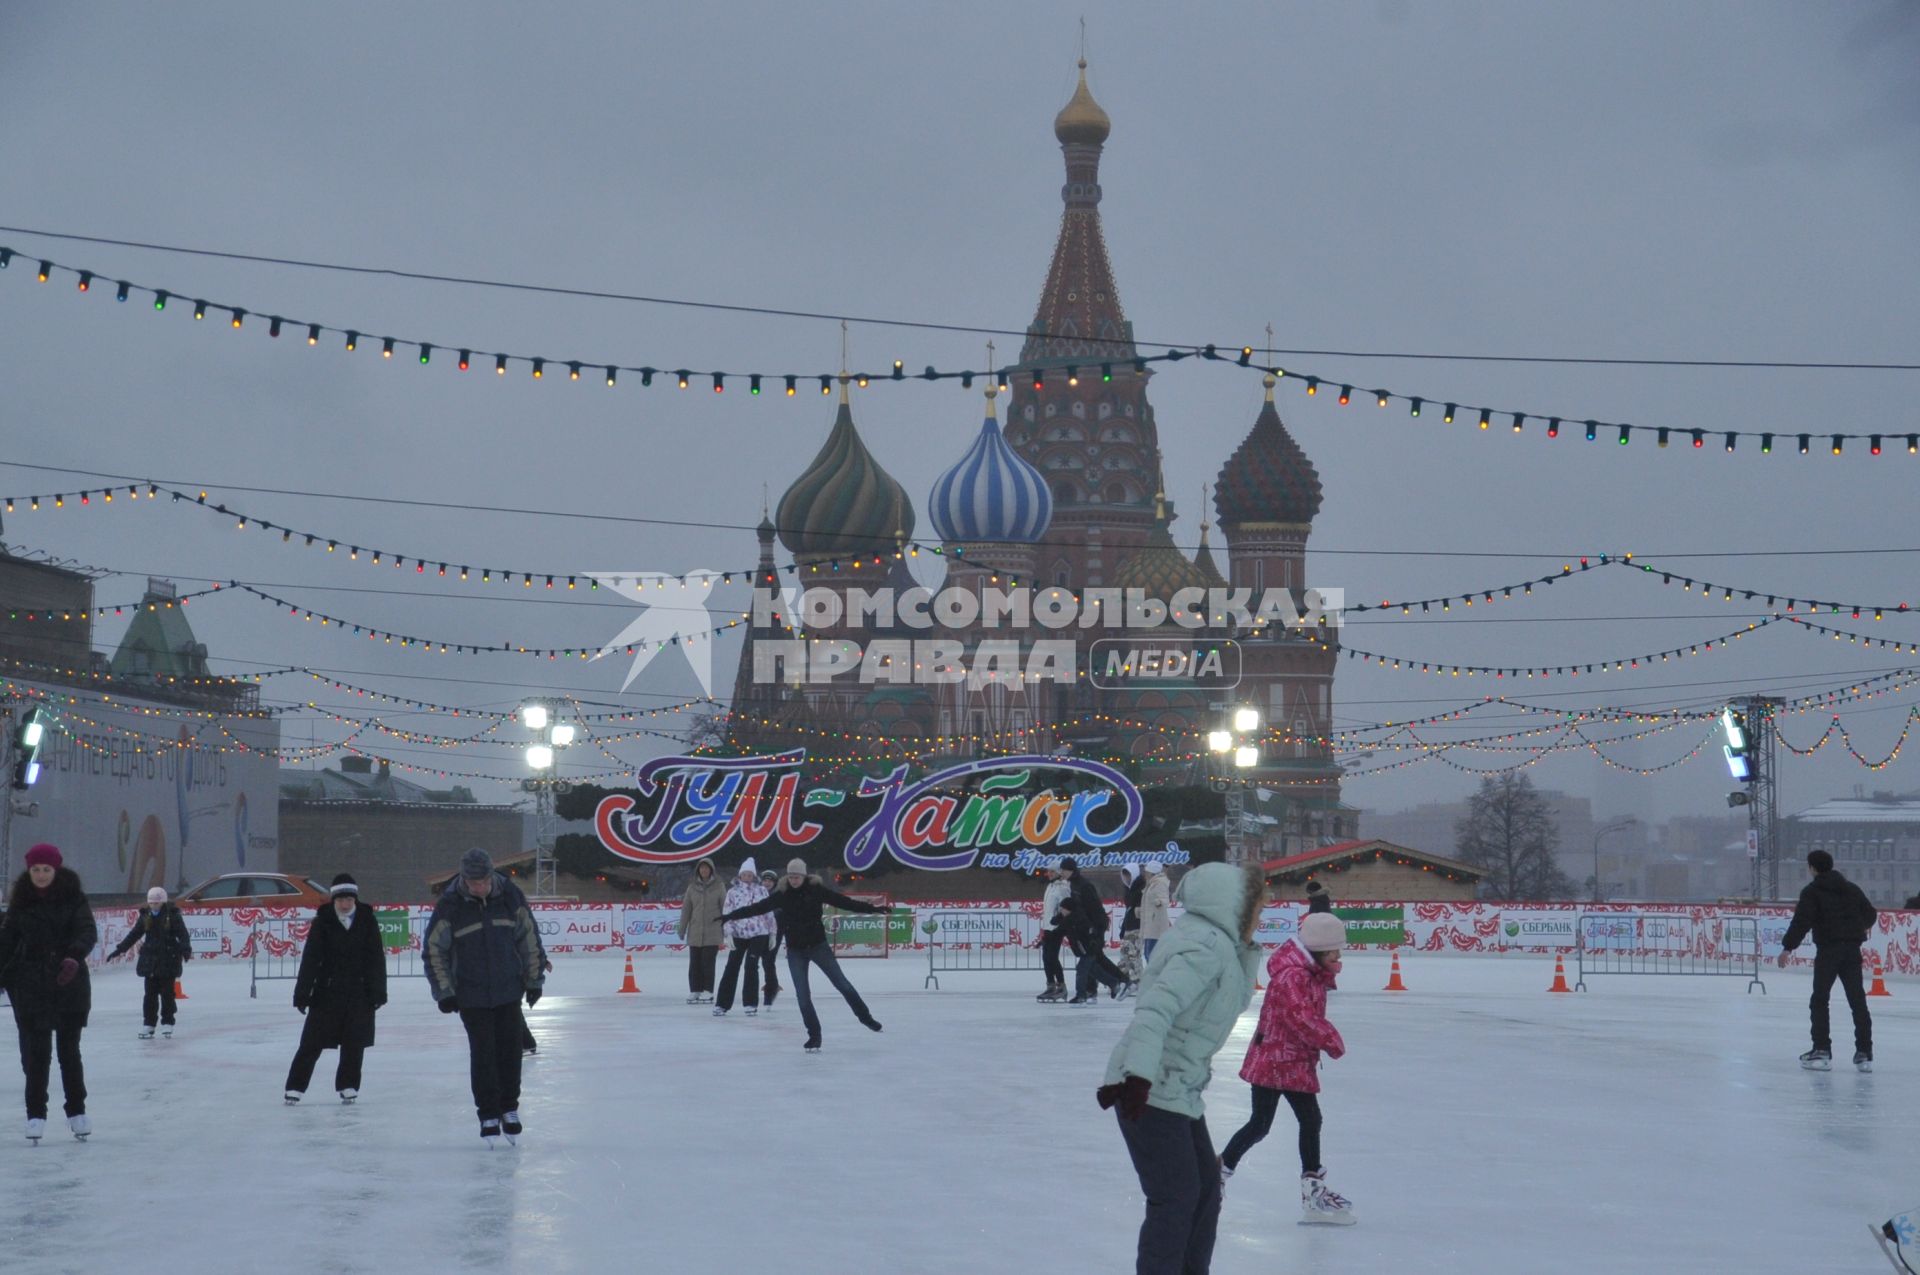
left=0, top=949, right=1907, bottom=1274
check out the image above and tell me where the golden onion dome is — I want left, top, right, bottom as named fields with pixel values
left=1053, top=59, right=1111, bottom=146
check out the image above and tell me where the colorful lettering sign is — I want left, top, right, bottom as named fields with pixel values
left=594, top=751, right=1143, bottom=871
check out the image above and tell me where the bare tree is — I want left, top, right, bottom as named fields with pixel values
left=1454, top=774, right=1572, bottom=900
left=685, top=710, right=729, bottom=752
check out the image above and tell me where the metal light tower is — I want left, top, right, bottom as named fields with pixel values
left=521, top=702, right=575, bottom=898
left=1207, top=705, right=1262, bottom=866
left=1726, top=696, right=1782, bottom=900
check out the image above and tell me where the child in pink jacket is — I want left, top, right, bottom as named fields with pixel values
left=1220, top=910, right=1354, bottom=1225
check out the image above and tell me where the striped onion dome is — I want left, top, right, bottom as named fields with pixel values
left=928, top=388, right=1053, bottom=544
left=776, top=391, right=914, bottom=563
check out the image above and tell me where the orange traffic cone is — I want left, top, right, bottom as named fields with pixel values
left=173, top=978, right=188, bottom=1000
left=616, top=951, right=641, bottom=995
left=1384, top=949, right=1408, bottom=992
left=1547, top=954, right=1573, bottom=994
left=1867, top=953, right=1891, bottom=998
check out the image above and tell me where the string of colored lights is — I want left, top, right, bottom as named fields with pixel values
left=1781, top=614, right=1920, bottom=656
left=1325, top=617, right=1775, bottom=679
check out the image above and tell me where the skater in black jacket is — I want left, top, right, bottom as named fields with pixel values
left=284, top=874, right=387, bottom=1104
left=0, top=844, right=97, bottom=1144
left=1778, top=849, right=1877, bottom=1071
left=106, top=886, right=192, bottom=1037
left=1060, top=858, right=1130, bottom=998
left=721, top=859, right=884, bottom=1051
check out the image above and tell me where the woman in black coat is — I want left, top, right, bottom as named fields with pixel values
left=0, top=844, right=97, bottom=1142
left=106, top=886, right=193, bottom=1037
left=284, top=874, right=387, bottom=1104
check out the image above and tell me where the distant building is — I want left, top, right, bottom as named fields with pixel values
left=1783, top=791, right=1920, bottom=907
left=279, top=756, right=523, bottom=904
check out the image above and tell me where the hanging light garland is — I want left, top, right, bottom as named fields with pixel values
left=1324, top=617, right=1775, bottom=679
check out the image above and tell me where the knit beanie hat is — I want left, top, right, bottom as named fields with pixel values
left=330, top=873, right=359, bottom=897
left=1299, top=912, right=1347, bottom=953
left=147, top=886, right=168, bottom=906
left=785, top=858, right=807, bottom=877
left=460, top=847, right=493, bottom=880
left=738, top=857, right=759, bottom=880
left=24, top=843, right=61, bottom=869
left=1058, top=857, right=1078, bottom=873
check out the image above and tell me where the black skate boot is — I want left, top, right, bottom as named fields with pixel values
left=803, top=1035, right=822, bottom=1053
left=1855, top=1049, right=1874, bottom=1074
left=1036, top=980, right=1066, bottom=1003
left=1800, top=1048, right=1833, bottom=1071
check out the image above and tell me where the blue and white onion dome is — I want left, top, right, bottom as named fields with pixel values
left=928, top=386, right=1054, bottom=544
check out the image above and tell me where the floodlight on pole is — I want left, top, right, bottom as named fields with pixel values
left=526, top=744, right=554, bottom=771
left=1232, top=706, right=1261, bottom=734
left=1207, top=730, right=1233, bottom=754
left=1234, top=745, right=1259, bottom=769
left=521, top=703, right=549, bottom=731
left=549, top=723, right=576, bottom=748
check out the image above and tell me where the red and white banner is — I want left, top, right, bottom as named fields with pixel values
left=87, top=899, right=1920, bottom=974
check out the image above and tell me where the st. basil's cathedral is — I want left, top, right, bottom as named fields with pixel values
left=728, top=61, right=1355, bottom=857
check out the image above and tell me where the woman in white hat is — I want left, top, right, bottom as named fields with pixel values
left=106, top=885, right=193, bottom=1038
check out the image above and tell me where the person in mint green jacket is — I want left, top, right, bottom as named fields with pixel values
left=1097, top=861, right=1264, bottom=1275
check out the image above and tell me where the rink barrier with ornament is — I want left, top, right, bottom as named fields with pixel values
left=85, top=899, right=1920, bottom=978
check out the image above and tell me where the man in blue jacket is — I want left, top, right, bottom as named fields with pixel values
left=425, top=848, right=545, bottom=1143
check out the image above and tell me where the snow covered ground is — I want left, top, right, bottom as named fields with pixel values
left=0, top=949, right=1908, bottom=1274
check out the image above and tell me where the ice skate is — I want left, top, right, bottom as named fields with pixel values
left=1300, top=1171, right=1355, bottom=1226
left=1872, top=1207, right=1917, bottom=1273
left=803, top=1035, right=822, bottom=1053
left=860, top=1015, right=883, bottom=1033
left=25, top=1117, right=46, bottom=1145
left=501, top=1111, right=522, bottom=1144
left=137, top=1025, right=154, bottom=1040
left=745, top=1007, right=757, bottom=1016
left=1800, top=1048, right=1833, bottom=1071
left=480, top=1117, right=502, bottom=1146
left=338, top=1089, right=358, bottom=1104
left=68, top=1114, right=90, bottom=1141
left=1068, top=992, right=1096, bottom=1005
left=161, top=1024, right=173, bottom=1038
left=712, top=1006, right=729, bottom=1017
left=685, top=994, right=701, bottom=1005
left=283, top=1090, right=302, bottom=1106
left=1856, top=1049, right=1874, bottom=1074
left=1037, top=981, right=1066, bottom=1003
left=1115, top=980, right=1136, bottom=1001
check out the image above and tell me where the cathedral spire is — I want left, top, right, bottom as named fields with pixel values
left=1022, top=53, right=1132, bottom=367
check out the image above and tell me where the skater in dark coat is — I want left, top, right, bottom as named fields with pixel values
left=0, top=844, right=97, bottom=1142
left=720, top=858, right=884, bottom=1051
left=1778, top=849, right=1877, bottom=1071
left=1056, top=894, right=1125, bottom=1004
left=1061, top=857, right=1130, bottom=997
left=106, top=885, right=192, bottom=1036
left=424, top=848, right=545, bottom=1142
left=758, top=868, right=782, bottom=1007
left=284, top=874, right=387, bottom=1103
left=1304, top=878, right=1334, bottom=915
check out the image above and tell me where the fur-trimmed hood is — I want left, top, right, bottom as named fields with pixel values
left=1172, top=861, right=1264, bottom=946
left=7, top=864, right=88, bottom=909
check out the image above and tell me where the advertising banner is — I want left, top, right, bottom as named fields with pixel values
left=1253, top=904, right=1302, bottom=947
left=532, top=907, right=618, bottom=949
left=620, top=906, right=687, bottom=948
left=1333, top=904, right=1406, bottom=947
left=1498, top=910, right=1578, bottom=949
left=10, top=678, right=281, bottom=894
left=376, top=909, right=413, bottom=951
left=1581, top=915, right=1637, bottom=950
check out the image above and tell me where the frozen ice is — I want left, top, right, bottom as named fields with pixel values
left=0, top=950, right=1908, bottom=1273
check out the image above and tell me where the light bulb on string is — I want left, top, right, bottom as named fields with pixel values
left=308, top=324, right=320, bottom=345
left=344, top=330, right=358, bottom=351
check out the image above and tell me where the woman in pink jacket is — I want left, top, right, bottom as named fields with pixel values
left=1220, top=911, right=1355, bottom=1225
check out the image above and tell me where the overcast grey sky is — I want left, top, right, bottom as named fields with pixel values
left=2, top=0, right=1916, bottom=827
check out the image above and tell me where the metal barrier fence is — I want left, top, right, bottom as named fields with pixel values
left=924, top=910, right=1041, bottom=989
left=1575, top=912, right=1765, bottom=993
left=249, top=912, right=428, bottom=999
left=825, top=894, right=897, bottom=959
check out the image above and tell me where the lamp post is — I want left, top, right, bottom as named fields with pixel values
left=1207, top=704, right=1262, bottom=866
left=1592, top=816, right=1636, bottom=903
left=521, top=701, right=575, bottom=897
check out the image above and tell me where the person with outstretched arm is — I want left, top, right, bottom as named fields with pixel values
left=721, top=859, right=884, bottom=1052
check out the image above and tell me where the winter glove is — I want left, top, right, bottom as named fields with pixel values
left=524, top=988, right=542, bottom=1008
left=438, top=998, right=459, bottom=1014
left=372, top=998, right=386, bottom=1010
left=54, top=958, right=80, bottom=987
left=295, top=1004, right=307, bottom=1016
left=1324, top=1027, right=1346, bottom=1060
left=1252, top=1029, right=1263, bottom=1047
left=1096, top=1075, right=1152, bottom=1122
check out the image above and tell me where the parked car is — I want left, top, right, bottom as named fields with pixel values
left=177, top=873, right=331, bottom=910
